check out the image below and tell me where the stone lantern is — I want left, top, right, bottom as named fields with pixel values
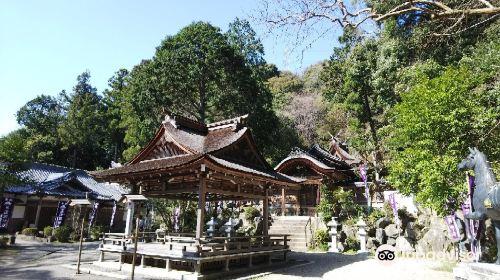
left=356, top=217, right=367, bottom=253
left=327, top=217, right=339, bottom=253
left=224, top=218, right=237, bottom=237
left=206, top=217, right=219, bottom=237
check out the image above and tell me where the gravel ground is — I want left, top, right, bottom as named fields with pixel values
left=0, top=240, right=453, bottom=280
left=260, top=252, right=453, bottom=280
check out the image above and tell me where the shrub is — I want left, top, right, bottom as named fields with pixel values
left=383, top=202, right=395, bottom=220
left=53, top=226, right=72, bottom=242
left=344, top=236, right=359, bottom=251
left=0, top=236, right=8, bottom=248
left=312, top=229, right=329, bottom=250
left=244, top=207, right=260, bottom=222
left=90, top=225, right=105, bottom=240
left=69, top=231, right=81, bottom=241
left=21, top=228, right=38, bottom=236
left=318, top=185, right=363, bottom=223
left=43, top=226, right=53, bottom=237
left=343, top=218, right=357, bottom=226
left=367, top=208, right=385, bottom=227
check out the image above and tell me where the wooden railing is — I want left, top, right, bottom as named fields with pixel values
left=100, top=233, right=128, bottom=250
left=100, top=232, right=290, bottom=258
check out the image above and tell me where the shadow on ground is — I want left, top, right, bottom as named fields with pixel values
left=0, top=264, right=65, bottom=280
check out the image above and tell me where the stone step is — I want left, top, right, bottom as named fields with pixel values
left=270, top=228, right=307, bottom=232
left=271, top=226, right=308, bottom=229
left=271, top=221, right=310, bottom=226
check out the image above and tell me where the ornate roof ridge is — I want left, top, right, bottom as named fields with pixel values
left=163, top=113, right=208, bottom=134
left=162, top=113, right=249, bottom=133
left=207, top=114, right=248, bottom=131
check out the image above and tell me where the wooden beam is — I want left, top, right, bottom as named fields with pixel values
left=281, top=187, right=285, bottom=217
left=206, top=186, right=265, bottom=200
left=196, top=172, right=207, bottom=239
left=145, top=186, right=199, bottom=195
left=263, top=186, right=269, bottom=236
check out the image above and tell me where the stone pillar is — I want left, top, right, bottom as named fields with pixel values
left=357, top=217, right=367, bottom=253
left=327, top=217, right=339, bottom=253
left=34, top=197, right=43, bottom=229
left=125, top=201, right=135, bottom=237
left=263, top=187, right=269, bottom=236
left=195, top=171, right=207, bottom=239
left=281, top=187, right=285, bottom=216
left=206, top=217, right=218, bottom=237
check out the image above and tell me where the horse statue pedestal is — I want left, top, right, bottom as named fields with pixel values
left=453, top=262, right=500, bottom=280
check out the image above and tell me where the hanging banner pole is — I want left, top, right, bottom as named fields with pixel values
left=53, top=201, right=70, bottom=228
left=360, top=164, right=371, bottom=213
left=109, top=201, right=117, bottom=230
left=0, top=198, right=15, bottom=229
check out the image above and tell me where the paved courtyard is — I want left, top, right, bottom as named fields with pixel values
left=0, top=239, right=453, bottom=280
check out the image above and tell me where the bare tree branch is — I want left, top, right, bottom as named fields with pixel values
left=257, top=0, right=500, bottom=34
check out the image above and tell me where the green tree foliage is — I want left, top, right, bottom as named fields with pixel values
left=121, top=21, right=283, bottom=162
left=58, top=71, right=109, bottom=169
left=267, top=71, right=303, bottom=111
left=16, top=94, right=66, bottom=163
left=0, top=129, right=31, bottom=193
left=387, top=50, right=499, bottom=215
left=102, top=69, right=129, bottom=163
left=317, top=185, right=363, bottom=223
left=321, top=30, right=402, bottom=172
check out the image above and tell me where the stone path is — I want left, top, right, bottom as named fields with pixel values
left=261, top=252, right=453, bottom=280
left=0, top=239, right=115, bottom=280
left=0, top=240, right=454, bottom=280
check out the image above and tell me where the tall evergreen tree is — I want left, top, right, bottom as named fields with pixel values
left=58, top=71, right=108, bottom=170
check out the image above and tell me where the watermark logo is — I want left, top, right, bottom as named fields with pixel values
left=376, top=245, right=396, bottom=266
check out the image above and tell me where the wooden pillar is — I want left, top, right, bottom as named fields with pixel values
left=196, top=167, right=207, bottom=239
left=281, top=187, right=285, bottom=216
left=263, top=187, right=269, bottom=236
left=316, top=184, right=321, bottom=205
left=34, top=197, right=43, bottom=229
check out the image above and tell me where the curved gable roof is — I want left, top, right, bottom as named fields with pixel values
left=128, top=113, right=268, bottom=170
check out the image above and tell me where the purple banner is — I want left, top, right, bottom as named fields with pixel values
left=360, top=164, right=370, bottom=203
left=444, top=214, right=461, bottom=241
left=109, top=201, right=117, bottom=228
left=360, top=164, right=367, bottom=182
left=388, top=193, right=398, bottom=219
left=465, top=174, right=481, bottom=258
left=0, top=198, right=14, bottom=229
left=88, top=201, right=99, bottom=226
left=53, top=201, right=70, bottom=228
left=174, top=207, right=180, bottom=232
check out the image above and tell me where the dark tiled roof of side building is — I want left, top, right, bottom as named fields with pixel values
left=5, top=162, right=127, bottom=201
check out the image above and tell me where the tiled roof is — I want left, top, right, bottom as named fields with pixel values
left=274, top=148, right=334, bottom=171
left=5, top=163, right=126, bottom=201
left=275, top=144, right=356, bottom=179
left=129, top=114, right=250, bottom=164
left=165, top=121, right=248, bottom=154
left=91, top=154, right=203, bottom=179
left=309, top=144, right=352, bottom=169
left=207, top=155, right=304, bottom=184
left=94, top=113, right=296, bottom=187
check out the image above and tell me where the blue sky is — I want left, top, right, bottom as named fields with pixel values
left=0, top=0, right=339, bottom=136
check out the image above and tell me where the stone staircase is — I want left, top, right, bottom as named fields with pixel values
left=269, top=216, right=313, bottom=252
